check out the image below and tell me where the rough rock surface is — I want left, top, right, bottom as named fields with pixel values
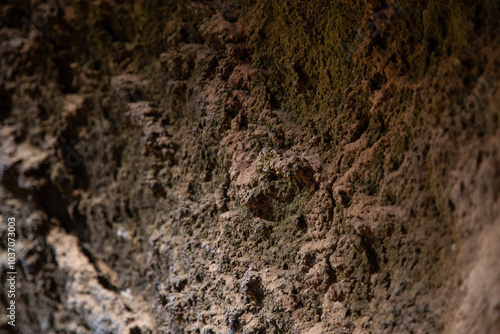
left=0, top=0, right=499, bottom=333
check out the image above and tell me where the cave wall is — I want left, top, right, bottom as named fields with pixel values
left=1, top=0, right=500, bottom=333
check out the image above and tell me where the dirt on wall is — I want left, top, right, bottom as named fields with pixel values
left=0, top=0, right=500, bottom=333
